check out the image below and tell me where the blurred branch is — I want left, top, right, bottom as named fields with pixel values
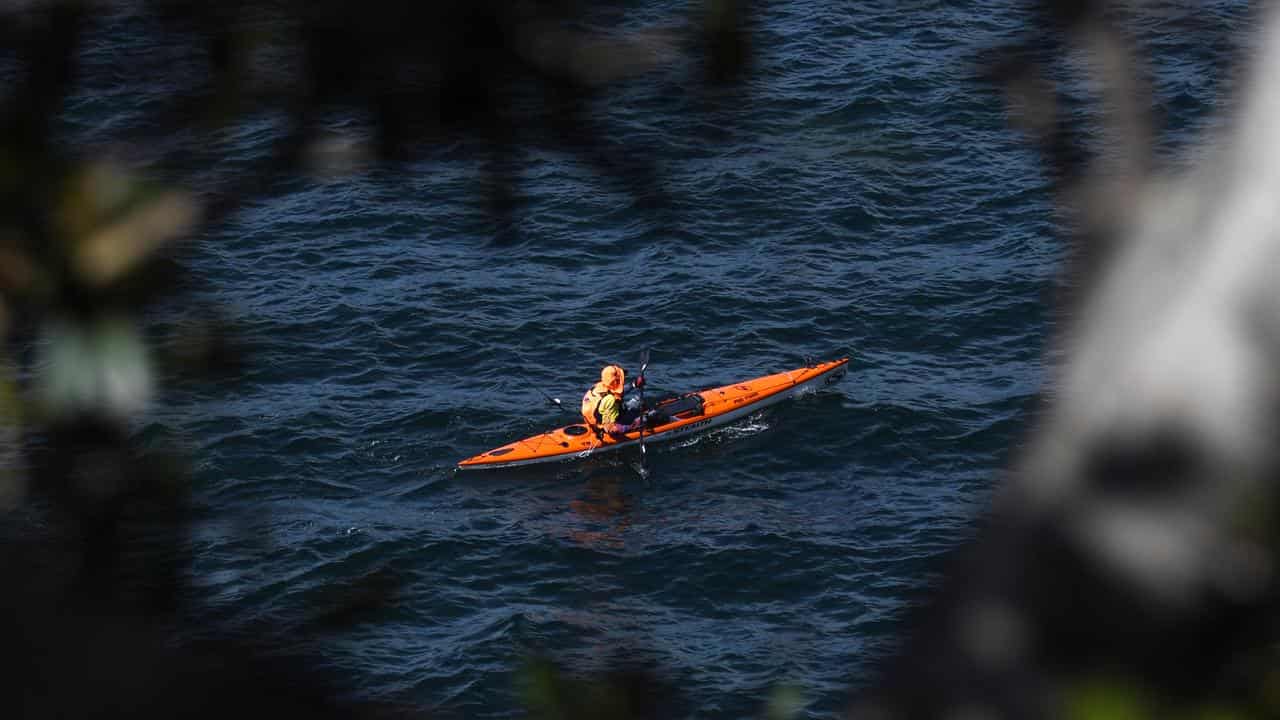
left=0, top=1, right=757, bottom=716
left=854, top=2, right=1280, bottom=717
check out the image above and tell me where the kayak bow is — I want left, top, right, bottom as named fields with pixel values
left=457, top=357, right=849, bottom=470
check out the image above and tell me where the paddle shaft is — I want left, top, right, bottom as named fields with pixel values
left=638, top=349, right=650, bottom=469
left=539, top=389, right=578, bottom=418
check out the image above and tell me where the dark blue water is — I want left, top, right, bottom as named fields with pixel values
left=63, top=1, right=1246, bottom=717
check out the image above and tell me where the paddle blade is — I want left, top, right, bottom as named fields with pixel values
left=639, top=348, right=650, bottom=374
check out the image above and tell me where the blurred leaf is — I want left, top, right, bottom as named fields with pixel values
left=0, top=357, right=23, bottom=509
left=0, top=235, right=44, bottom=297
left=1260, top=666, right=1280, bottom=714
left=520, top=658, right=568, bottom=720
left=764, top=683, right=805, bottom=720
left=55, top=162, right=199, bottom=287
left=37, top=316, right=153, bottom=420
left=1066, top=679, right=1151, bottom=720
left=58, top=162, right=135, bottom=242
left=74, top=191, right=199, bottom=288
left=518, top=657, right=675, bottom=720
left=0, top=357, right=18, bottom=425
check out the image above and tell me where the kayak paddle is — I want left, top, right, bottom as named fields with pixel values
left=538, top=388, right=568, bottom=412
left=637, top=348, right=650, bottom=478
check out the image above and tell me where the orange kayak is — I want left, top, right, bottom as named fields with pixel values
left=457, top=358, right=849, bottom=470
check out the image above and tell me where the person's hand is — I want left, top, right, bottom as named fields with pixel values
left=628, top=411, right=657, bottom=432
left=633, top=376, right=645, bottom=390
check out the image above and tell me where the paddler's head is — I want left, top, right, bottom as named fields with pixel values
left=599, top=364, right=626, bottom=396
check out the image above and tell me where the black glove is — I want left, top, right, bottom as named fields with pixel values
left=633, top=376, right=645, bottom=390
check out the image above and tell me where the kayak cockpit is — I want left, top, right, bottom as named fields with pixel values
left=656, top=393, right=705, bottom=421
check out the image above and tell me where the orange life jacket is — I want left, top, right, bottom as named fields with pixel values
left=581, top=365, right=626, bottom=428
left=581, top=383, right=618, bottom=427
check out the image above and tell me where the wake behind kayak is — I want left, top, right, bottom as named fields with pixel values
left=457, top=358, right=849, bottom=470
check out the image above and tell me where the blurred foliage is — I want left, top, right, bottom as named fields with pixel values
left=0, top=0, right=1275, bottom=718
left=0, top=0, right=756, bottom=717
left=519, top=658, right=684, bottom=720
left=1064, top=677, right=1261, bottom=720
left=1066, top=680, right=1157, bottom=720
left=763, top=683, right=806, bottom=720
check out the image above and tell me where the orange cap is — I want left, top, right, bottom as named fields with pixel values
left=599, top=365, right=625, bottom=394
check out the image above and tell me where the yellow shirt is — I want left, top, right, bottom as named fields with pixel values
left=595, top=392, right=621, bottom=425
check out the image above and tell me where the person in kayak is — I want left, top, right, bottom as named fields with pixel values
left=581, top=364, right=647, bottom=437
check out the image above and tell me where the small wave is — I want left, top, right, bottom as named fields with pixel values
left=671, top=412, right=772, bottom=450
